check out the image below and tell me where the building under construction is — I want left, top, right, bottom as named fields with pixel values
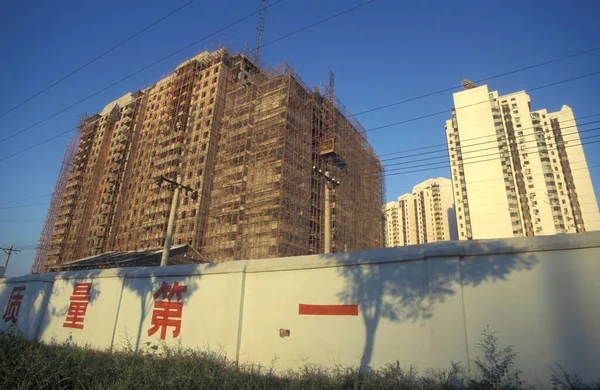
left=32, top=48, right=384, bottom=273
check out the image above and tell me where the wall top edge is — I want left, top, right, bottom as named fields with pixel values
left=2, top=232, right=599, bottom=283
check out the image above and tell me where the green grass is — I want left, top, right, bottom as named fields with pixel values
left=0, top=327, right=598, bottom=389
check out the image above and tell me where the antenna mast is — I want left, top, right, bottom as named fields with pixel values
left=254, top=0, right=268, bottom=65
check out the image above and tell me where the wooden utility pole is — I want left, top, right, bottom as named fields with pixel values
left=1, top=245, right=21, bottom=277
left=156, top=175, right=198, bottom=266
left=324, top=183, right=331, bottom=253
left=313, top=166, right=340, bottom=254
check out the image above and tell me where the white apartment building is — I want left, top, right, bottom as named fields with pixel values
left=446, top=83, right=600, bottom=240
left=384, top=177, right=457, bottom=247
left=384, top=201, right=401, bottom=247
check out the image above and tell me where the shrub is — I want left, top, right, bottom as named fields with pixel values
left=468, top=326, right=529, bottom=390
left=1, top=328, right=599, bottom=389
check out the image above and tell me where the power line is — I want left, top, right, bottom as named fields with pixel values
left=0, top=201, right=50, bottom=210
left=358, top=138, right=600, bottom=183
left=2, top=118, right=599, bottom=211
left=377, top=138, right=600, bottom=179
left=0, top=1, right=195, bottom=120
left=347, top=46, right=600, bottom=119
left=0, top=80, right=164, bottom=163
left=0, top=64, right=211, bottom=163
left=0, top=0, right=380, bottom=163
left=257, top=0, right=379, bottom=51
left=378, top=119, right=600, bottom=166
left=0, top=193, right=51, bottom=205
left=0, top=0, right=288, bottom=145
left=347, top=113, right=600, bottom=171
left=2, top=68, right=597, bottom=164
left=373, top=124, right=600, bottom=171
left=378, top=135, right=600, bottom=177
left=0, top=240, right=39, bottom=247
left=357, top=134, right=600, bottom=178
left=1, top=148, right=598, bottom=226
left=0, top=1, right=594, bottom=150
left=363, top=70, right=600, bottom=134
left=0, top=220, right=44, bottom=223
left=0, top=0, right=379, bottom=146
left=377, top=113, right=600, bottom=158
left=383, top=131, right=600, bottom=174
left=385, top=163, right=600, bottom=205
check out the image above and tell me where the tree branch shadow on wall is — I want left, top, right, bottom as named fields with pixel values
left=335, top=240, right=539, bottom=370
left=0, top=270, right=104, bottom=343
left=44, top=270, right=104, bottom=343
left=115, top=263, right=215, bottom=352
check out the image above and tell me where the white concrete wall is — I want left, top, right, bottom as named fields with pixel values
left=111, top=262, right=245, bottom=356
left=1, top=232, right=600, bottom=383
left=0, top=275, right=52, bottom=339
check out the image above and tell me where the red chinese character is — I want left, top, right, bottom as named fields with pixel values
left=63, top=283, right=92, bottom=329
left=148, top=281, right=188, bottom=340
left=2, top=286, right=26, bottom=324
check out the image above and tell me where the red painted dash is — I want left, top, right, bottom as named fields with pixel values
left=298, top=304, right=358, bottom=316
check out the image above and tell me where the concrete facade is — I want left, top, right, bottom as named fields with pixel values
left=3, top=232, right=600, bottom=383
left=446, top=85, right=600, bottom=240
left=384, top=177, right=457, bottom=247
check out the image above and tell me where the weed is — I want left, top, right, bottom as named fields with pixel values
left=1, top=328, right=598, bottom=389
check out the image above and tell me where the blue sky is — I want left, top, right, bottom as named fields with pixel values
left=1, top=0, right=599, bottom=277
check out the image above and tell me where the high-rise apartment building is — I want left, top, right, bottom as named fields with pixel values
left=383, top=201, right=401, bottom=247
left=446, top=83, right=600, bottom=240
left=384, top=177, right=457, bottom=247
left=33, top=48, right=384, bottom=272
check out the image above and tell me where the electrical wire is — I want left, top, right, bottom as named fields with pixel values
left=0, top=193, right=51, bottom=205
left=0, top=0, right=378, bottom=161
left=2, top=149, right=598, bottom=225
left=347, top=46, right=600, bottom=119
left=367, top=119, right=600, bottom=168
left=0, top=0, right=195, bottom=120
left=0, top=0, right=288, bottom=144
left=375, top=125, right=600, bottom=171
left=0, top=0, right=382, bottom=145
left=378, top=131, right=600, bottom=175
left=377, top=113, right=600, bottom=159
left=0, top=220, right=45, bottom=223
left=2, top=68, right=598, bottom=164
left=1, top=0, right=597, bottom=151
left=363, top=70, right=600, bottom=134
left=377, top=138, right=600, bottom=179
left=352, top=134, right=600, bottom=179
left=0, top=202, right=49, bottom=210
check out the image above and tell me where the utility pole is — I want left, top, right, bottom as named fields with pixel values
left=313, top=166, right=340, bottom=254
left=156, top=175, right=198, bottom=266
left=1, top=245, right=21, bottom=277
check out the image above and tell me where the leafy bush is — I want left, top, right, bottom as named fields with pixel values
left=550, top=364, right=600, bottom=390
left=468, top=326, right=528, bottom=390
